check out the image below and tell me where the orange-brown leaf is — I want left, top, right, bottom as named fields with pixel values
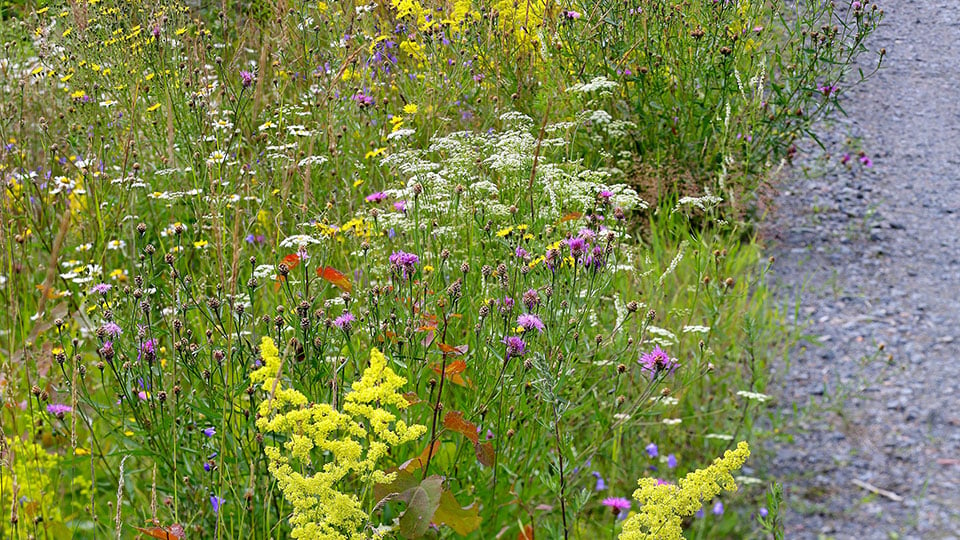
left=399, top=440, right=442, bottom=473
left=134, top=524, right=185, bottom=539
left=475, top=441, right=495, bottom=467
left=438, top=343, right=469, bottom=357
left=442, top=411, right=478, bottom=444
left=449, top=373, right=474, bottom=389
left=558, top=212, right=582, bottom=224
left=430, top=360, right=466, bottom=378
left=317, top=266, right=352, bottom=292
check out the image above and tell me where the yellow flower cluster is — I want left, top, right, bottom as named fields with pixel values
left=2, top=436, right=63, bottom=535
left=252, top=337, right=426, bottom=539
left=619, top=442, right=751, bottom=540
left=495, top=0, right=553, bottom=53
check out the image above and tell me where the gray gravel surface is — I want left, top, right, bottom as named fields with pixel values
left=765, top=1, right=960, bottom=539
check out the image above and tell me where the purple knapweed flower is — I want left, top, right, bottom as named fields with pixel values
left=517, top=313, right=545, bottom=333
left=503, top=335, right=526, bottom=360
left=601, top=497, right=631, bottom=519
left=240, top=70, right=255, bottom=89
left=90, top=283, right=112, bottom=295
left=101, top=322, right=123, bottom=338
left=393, top=200, right=407, bottom=213
left=332, top=312, right=355, bottom=332
left=352, top=92, right=375, bottom=107
left=389, top=250, right=420, bottom=280
left=138, top=338, right=158, bottom=362
left=365, top=191, right=387, bottom=203
left=566, top=236, right=587, bottom=259
left=46, top=403, right=72, bottom=416
left=639, top=345, right=678, bottom=378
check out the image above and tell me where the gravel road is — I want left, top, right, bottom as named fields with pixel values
left=766, top=1, right=960, bottom=538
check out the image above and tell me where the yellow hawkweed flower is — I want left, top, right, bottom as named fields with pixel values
left=619, top=442, right=751, bottom=540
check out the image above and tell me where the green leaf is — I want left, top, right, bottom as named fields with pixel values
left=398, top=475, right=443, bottom=538
left=433, top=490, right=481, bottom=536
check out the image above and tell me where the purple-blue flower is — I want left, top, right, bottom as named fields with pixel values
left=646, top=443, right=659, bottom=458
left=712, top=501, right=724, bottom=515
left=592, top=471, right=607, bottom=491
left=203, top=427, right=216, bottom=438
left=210, top=495, right=224, bottom=514
left=667, top=454, right=677, bottom=469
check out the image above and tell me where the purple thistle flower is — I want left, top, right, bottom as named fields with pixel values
left=601, top=497, right=631, bottom=519
left=90, top=283, right=112, bottom=295
left=365, top=191, right=387, bottom=203
left=352, top=92, right=375, bottom=107
left=503, top=335, right=526, bottom=360
left=389, top=250, right=420, bottom=280
left=240, top=70, right=255, bottom=89
left=138, top=338, right=158, bottom=362
left=517, top=313, right=545, bottom=333
left=566, top=236, right=587, bottom=258
left=332, top=312, right=355, bottom=332
left=638, top=345, right=678, bottom=378
left=46, top=403, right=72, bottom=416
left=101, top=322, right=123, bottom=338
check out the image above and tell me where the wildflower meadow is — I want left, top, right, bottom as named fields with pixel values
left=0, top=0, right=882, bottom=538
